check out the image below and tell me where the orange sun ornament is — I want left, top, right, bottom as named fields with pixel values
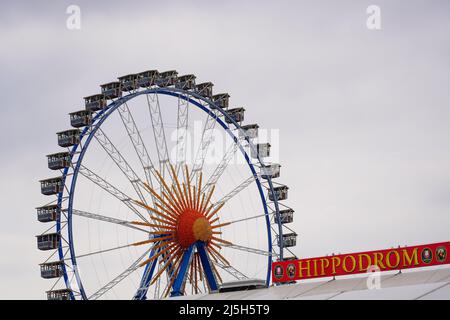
left=128, top=164, right=231, bottom=296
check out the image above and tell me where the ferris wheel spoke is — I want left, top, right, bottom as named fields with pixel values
left=202, top=142, right=239, bottom=195
left=68, top=243, right=134, bottom=260
left=70, top=209, right=150, bottom=233
left=213, top=261, right=248, bottom=280
left=146, top=93, right=171, bottom=180
left=223, top=243, right=280, bottom=258
left=93, top=128, right=150, bottom=206
left=68, top=236, right=167, bottom=261
left=174, top=94, right=189, bottom=178
left=212, top=174, right=258, bottom=209
left=218, top=213, right=268, bottom=227
left=117, top=102, right=159, bottom=203
left=78, top=165, right=149, bottom=223
left=89, top=247, right=152, bottom=300
left=191, top=108, right=220, bottom=181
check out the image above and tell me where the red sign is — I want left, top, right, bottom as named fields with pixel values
left=272, top=241, right=450, bottom=283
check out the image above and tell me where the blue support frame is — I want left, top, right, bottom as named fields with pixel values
left=133, top=246, right=159, bottom=300
left=170, top=246, right=194, bottom=297
left=196, top=241, right=218, bottom=291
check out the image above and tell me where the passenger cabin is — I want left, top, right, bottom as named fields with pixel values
left=36, top=205, right=60, bottom=223
left=84, top=94, right=106, bottom=112
left=40, top=177, right=63, bottom=195
left=47, top=289, right=72, bottom=300
left=118, top=74, right=139, bottom=92
left=40, top=261, right=64, bottom=279
left=37, top=233, right=61, bottom=251
left=57, top=129, right=80, bottom=147
left=219, top=279, right=267, bottom=293
left=212, top=93, right=230, bottom=109
left=137, top=70, right=159, bottom=88
left=261, top=164, right=281, bottom=179
left=47, top=152, right=70, bottom=170
left=156, top=70, right=178, bottom=87
left=239, top=124, right=259, bottom=139
left=175, top=74, right=196, bottom=90
left=101, top=82, right=122, bottom=99
left=195, top=82, right=214, bottom=98
left=274, top=209, right=294, bottom=224
left=225, top=108, right=245, bottom=124
left=269, top=185, right=289, bottom=201
left=250, top=143, right=271, bottom=158
left=70, top=110, right=92, bottom=128
left=278, top=233, right=297, bottom=248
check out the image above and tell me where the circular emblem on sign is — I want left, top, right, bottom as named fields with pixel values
left=421, top=248, right=433, bottom=264
left=274, top=265, right=284, bottom=279
left=436, top=247, right=447, bottom=263
left=287, top=263, right=296, bottom=279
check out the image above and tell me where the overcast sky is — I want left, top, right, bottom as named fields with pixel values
left=0, top=0, right=449, bottom=299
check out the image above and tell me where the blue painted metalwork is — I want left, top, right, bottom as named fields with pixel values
left=56, top=87, right=282, bottom=299
left=133, top=246, right=159, bottom=300
left=196, top=241, right=218, bottom=291
left=170, top=246, right=194, bottom=297
left=55, top=169, right=74, bottom=300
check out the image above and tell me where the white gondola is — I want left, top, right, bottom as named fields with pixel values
left=239, top=124, right=259, bottom=139
left=36, top=233, right=61, bottom=251
left=195, top=82, right=214, bottom=98
left=36, top=205, right=60, bottom=223
left=269, top=185, right=289, bottom=201
left=101, top=82, right=122, bottom=99
left=84, top=94, right=106, bottom=112
left=40, top=261, right=64, bottom=279
left=212, top=93, right=230, bottom=109
left=47, top=289, right=72, bottom=300
left=261, top=163, right=281, bottom=179
left=57, top=129, right=80, bottom=147
left=274, top=209, right=294, bottom=224
left=40, top=177, right=63, bottom=195
left=175, top=74, right=196, bottom=90
left=225, top=107, right=245, bottom=124
left=70, top=110, right=92, bottom=128
left=118, top=74, right=139, bottom=92
left=156, top=70, right=178, bottom=87
left=278, top=232, right=297, bottom=248
left=47, top=152, right=71, bottom=170
left=250, top=143, right=271, bottom=158
left=137, top=70, right=159, bottom=88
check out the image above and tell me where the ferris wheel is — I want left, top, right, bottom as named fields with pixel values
left=36, top=70, right=297, bottom=300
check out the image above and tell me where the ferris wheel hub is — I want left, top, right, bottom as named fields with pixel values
left=177, top=210, right=212, bottom=248
left=193, top=217, right=213, bottom=243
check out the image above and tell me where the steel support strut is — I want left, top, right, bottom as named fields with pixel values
left=133, top=246, right=159, bottom=300
left=196, top=241, right=218, bottom=291
left=170, top=245, right=194, bottom=297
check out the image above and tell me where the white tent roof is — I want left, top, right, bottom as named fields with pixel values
left=170, top=266, right=450, bottom=300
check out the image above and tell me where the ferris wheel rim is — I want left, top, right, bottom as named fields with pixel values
left=56, top=87, right=284, bottom=300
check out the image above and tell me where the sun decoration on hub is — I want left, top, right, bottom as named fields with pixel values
left=178, top=209, right=213, bottom=248
left=127, top=164, right=231, bottom=296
